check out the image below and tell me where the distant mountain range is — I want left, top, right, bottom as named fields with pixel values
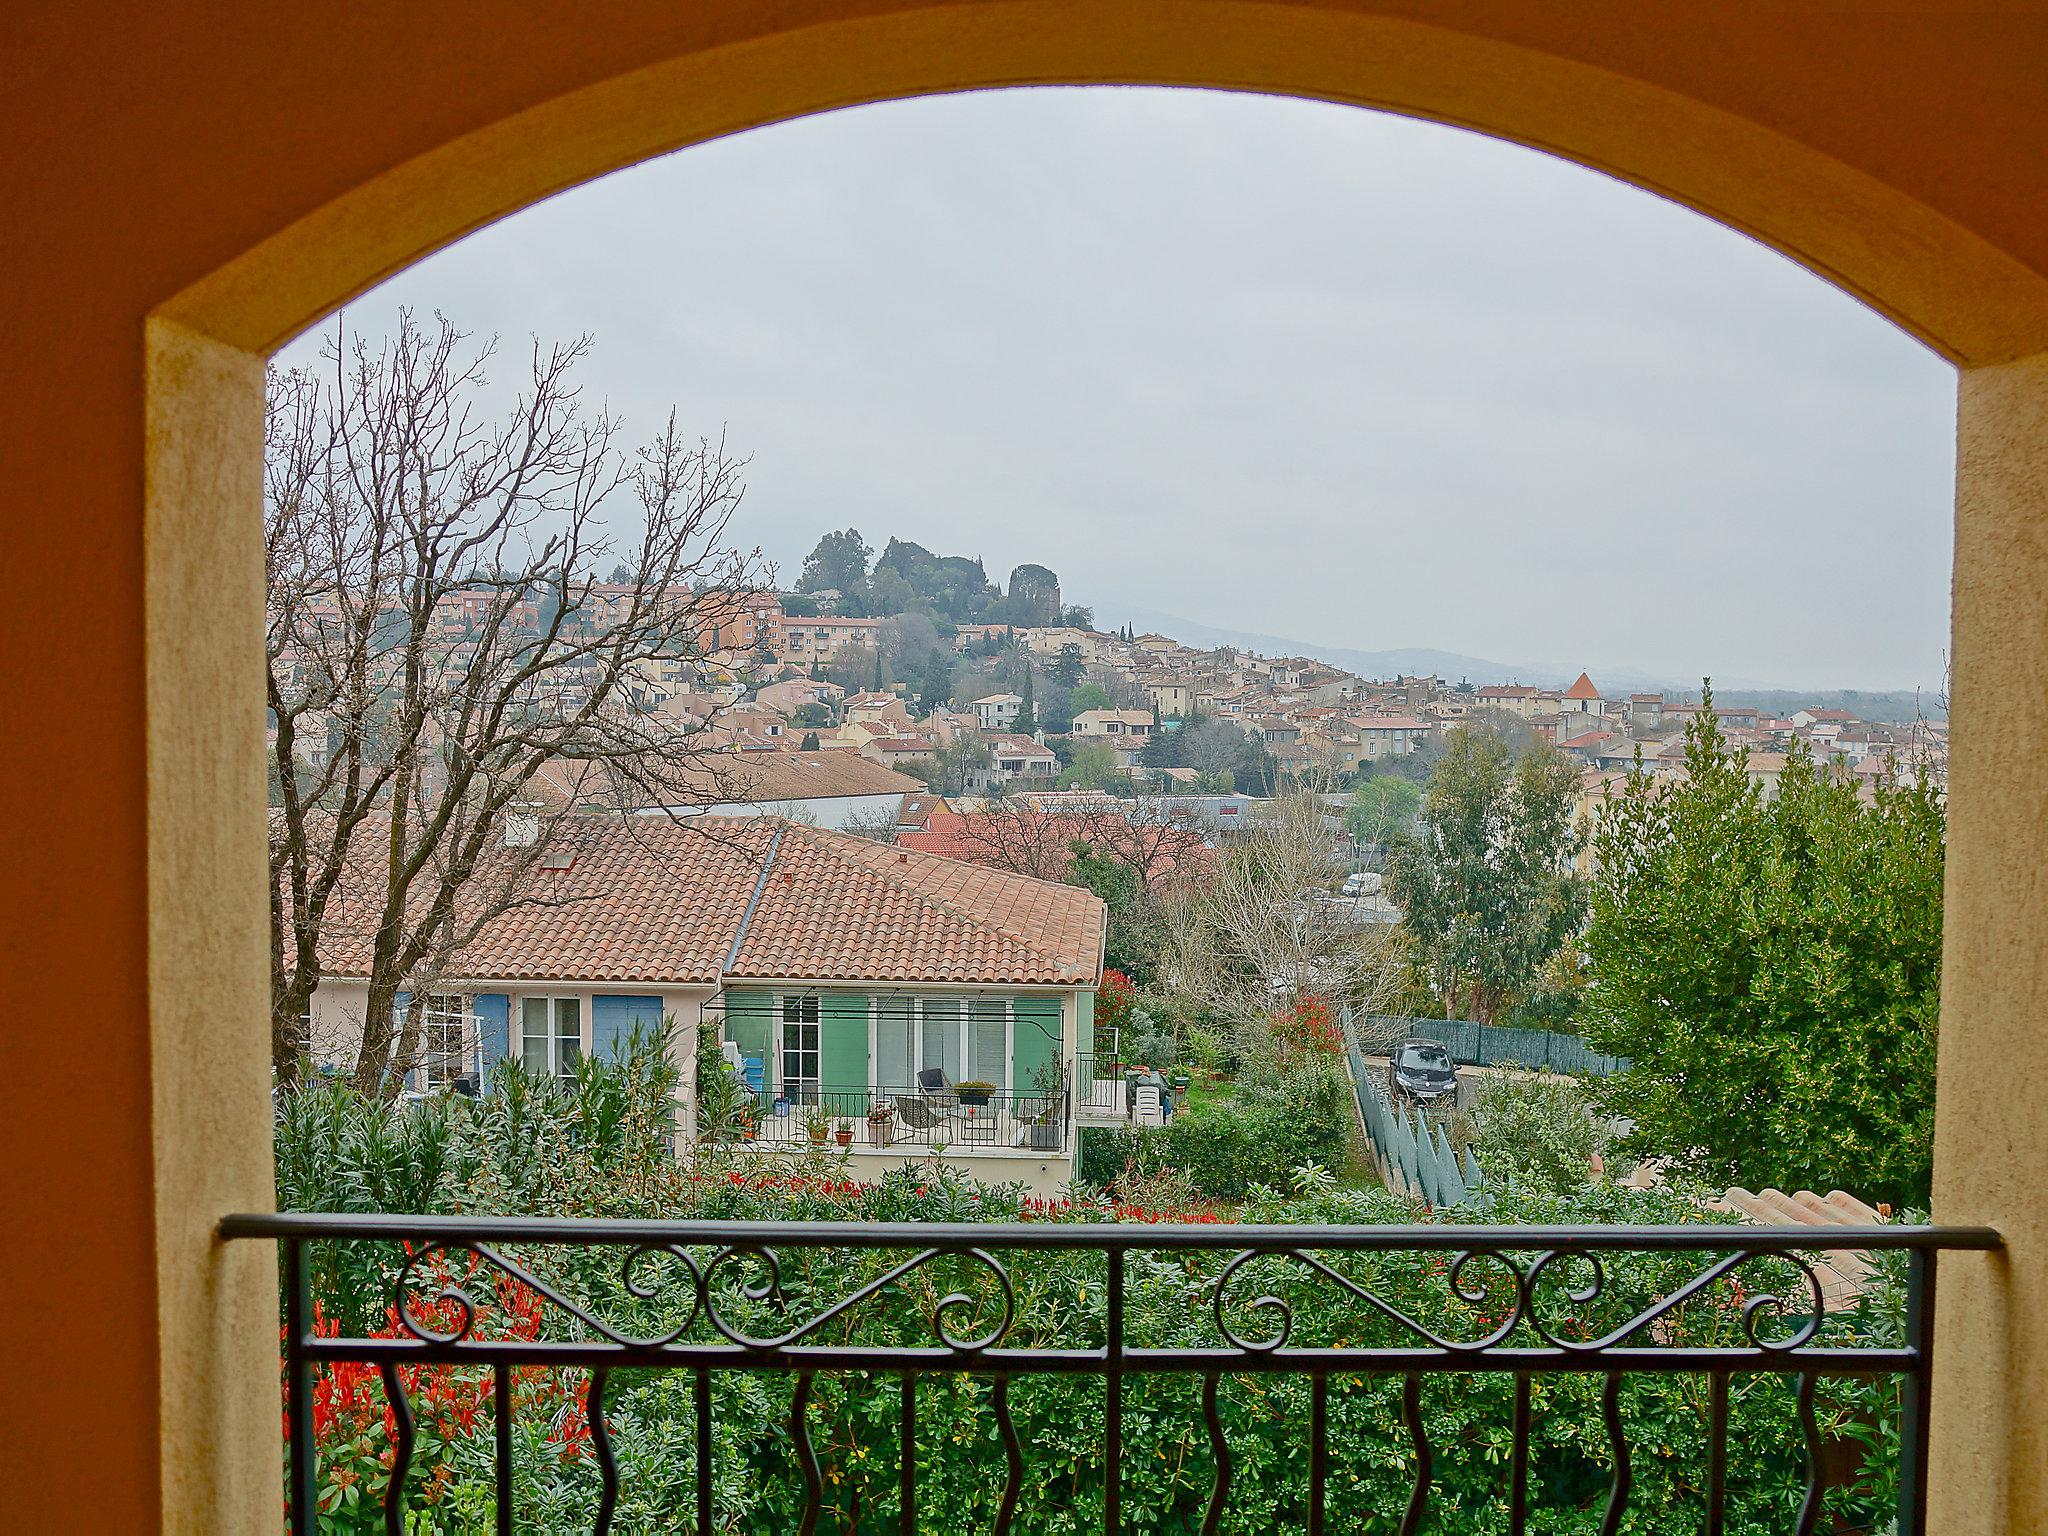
left=1099, top=605, right=1743, bottom=693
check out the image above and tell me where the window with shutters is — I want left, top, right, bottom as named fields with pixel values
left=867, top=995, right=1013, bottom=1091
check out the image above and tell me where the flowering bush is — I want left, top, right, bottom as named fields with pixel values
left=1270, top=992, right=1342, bottom=1057
left=1095, top=968, right=1138, bottom=1046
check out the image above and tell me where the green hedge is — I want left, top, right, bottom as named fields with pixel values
left=1081, top=1064, right=1353, bottom=1199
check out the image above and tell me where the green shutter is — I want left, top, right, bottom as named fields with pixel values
left=1012, top=995, right=1064, bottom=1093
left=821, top=992, right=870, bottom=1088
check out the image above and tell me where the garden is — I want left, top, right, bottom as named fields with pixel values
left=273, top=1033, right=1917, bottom=1534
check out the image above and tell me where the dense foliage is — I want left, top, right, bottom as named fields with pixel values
left=1081, top=1060, right=1354, bottom=1200
left=1462, top=1069, right=1608, bottom=1195
left=275, top=1044, right=1914, bottom=1535
left=1581, top=703, right=1945, bottom=1206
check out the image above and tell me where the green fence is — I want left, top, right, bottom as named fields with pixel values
left=1368, top=1015, right=1630, bottom=1077
left=1343, top=1021, right=1483, bottom=1209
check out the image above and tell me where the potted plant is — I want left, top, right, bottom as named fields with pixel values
left=955, top=1080, right=997, bottom=1108
left=833, top=1117, right=855, bottom=1148
left=1024, top=1063, right=1063, bottom=1151
left=866, top=1102, right=896, bottom=1148
left=804, top=1105, right=831, bottom=1146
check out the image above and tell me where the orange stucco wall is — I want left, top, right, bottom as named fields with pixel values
left=3, top=3, right=2046, bottom=1529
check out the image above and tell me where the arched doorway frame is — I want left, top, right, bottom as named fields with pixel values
left=137, top=6, right=2048, bottom=1530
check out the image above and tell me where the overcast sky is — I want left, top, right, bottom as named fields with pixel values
left=281, top=87, right=1957, bottom=692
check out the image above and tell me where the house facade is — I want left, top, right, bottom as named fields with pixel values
left=306, top=817, right=1105, bottom=1193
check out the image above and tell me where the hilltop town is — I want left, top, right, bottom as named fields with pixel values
left=562, top=547, right=1948, bottom=821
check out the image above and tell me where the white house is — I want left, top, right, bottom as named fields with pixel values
left=973, top=693, right=1023, bottom=731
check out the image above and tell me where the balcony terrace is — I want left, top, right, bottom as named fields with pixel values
left=223, top=1211, right=1998, bottom=1534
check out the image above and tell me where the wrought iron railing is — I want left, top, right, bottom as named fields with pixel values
left=1071, top=1054, right=1126, bottom=1119
left=221, top=1214, right=1996, bottom=1535
left=738, top=1084, right=1069, bottom=1154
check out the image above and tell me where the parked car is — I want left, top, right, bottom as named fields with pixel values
left=1342, top=870, right=1383, bottom=897
left=1388, top=1039, right=1459, bottom=1106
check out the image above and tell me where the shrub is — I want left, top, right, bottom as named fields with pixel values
left=1095, top=968, right=1137, bottom=1041
left=1466, top=1066, right=1606, bottom=1194
left=1083, top=1062, right=1351, bottom=1201
left=1271, top=992, right=1342, bottom=1057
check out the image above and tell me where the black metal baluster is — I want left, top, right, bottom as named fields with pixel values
left=993, top=1375, right=1023, bottom=1535
left=1399, top=1372, right=1431, bottom=1536
left=1597, top=1371, right=1630, bottom=1536
left=1509, top=1371, right=1531, bottom=1536
left=899, top=1371, right=916, bottom=1536
left=588, top=1369, right=616, bottom=1536
left=1794, top=1373, right=1823, bottom=1536
left=1200, top=1372, right=1231, bottom=1536
left=1309, top=1374, right=1328, bottom=1536
left=378, top=1363, right=415, bottom=1536
left=495, top=1364, right=515, bottom=1536
left=1705, top=1371, right=1728, bottom=1536
left=696, top=1365, right=713, bottom=1536
left=283, top=1237, right=316, bottom=1536
left=1106, top=1248, right=1124, bottom=1536
left=1898, top=1249, right=1935, bottom=1535
left=792, top=1371, right=822, bottom=1536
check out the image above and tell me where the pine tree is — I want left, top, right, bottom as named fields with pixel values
left=873, top=648, right=884, bottom=693
left=1015, top=667, right=1037, bottom=735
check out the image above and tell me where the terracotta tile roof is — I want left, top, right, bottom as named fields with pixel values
left=314, top=817, right=1102, bottom=989
left=666, top=749, right=925, bottom=802
left=1564, top=671, right=1603, bottom=700
left=734, top=828, right=1104, bottom=985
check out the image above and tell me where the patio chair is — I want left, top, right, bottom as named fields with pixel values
left=894, top=1094, right=952, bottom=1140
left=915, top=1066, right=960, bottom=1110
left=1132, top=1083, right=1166, bottom=1129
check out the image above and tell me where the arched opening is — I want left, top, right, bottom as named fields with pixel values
left=10, top=7, right=2045, bottom=1531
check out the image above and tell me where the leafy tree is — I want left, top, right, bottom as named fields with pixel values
left=1581, top=700, right=1944, bottom=1206
left=917, top=649, right=956, bottom=712
left=796, top=528, right=870, bottom=596
left=1005, top=562, right=1062, bottom=626
left=823, top=642, right=880, bottom=693
left=1061, top=604, right=1095, bottom=629
left=1049, top=642, right=1085, bottom=686
left=932, top=733, right=992, bottom=796
left=788, top=702, right=832, bottom=728
left=780, top=593, right=821, bottom=618
left=1345, top=775, right=1422, bottom=845
left=1059, top=739, right=1121, bottom=791
left=1068, top=841, right=1166, bottom=981
left=1071, top=681, right=1114, bottom=715
left=1387, top=727, right=1585, bottom=1023
left=799, top=731, right=820, bottom=751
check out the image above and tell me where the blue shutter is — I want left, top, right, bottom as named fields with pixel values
left=471, top=994, right=511, bottom=1086
left=592, top=995, right=665, bottom=1060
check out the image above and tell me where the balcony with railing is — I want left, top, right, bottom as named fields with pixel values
left=222, top=1212, right=1998, bottom=1535
left=737, top=1083, right=1071, bottom=1156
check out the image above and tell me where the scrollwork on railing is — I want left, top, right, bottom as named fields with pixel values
left=223, top=1213, right=1990, bottom=1536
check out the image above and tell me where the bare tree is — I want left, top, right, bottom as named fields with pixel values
left=1165, top=791, right=1410, bottom=1055
left=948, top=798, right=1208, bottom=892
left=267, top=312, right=763, bottom=1091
